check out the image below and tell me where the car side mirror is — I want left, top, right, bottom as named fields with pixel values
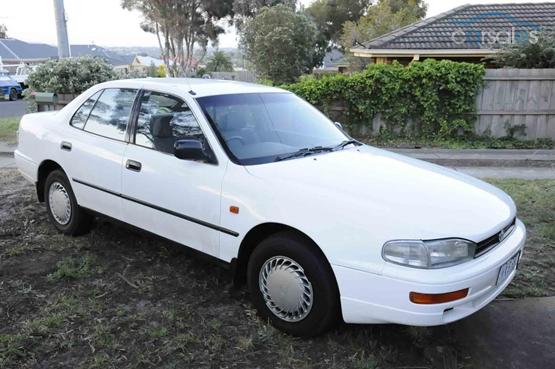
left=334, top=121, right=343, bottom=130
left=174, top=139, right=208, bottom=161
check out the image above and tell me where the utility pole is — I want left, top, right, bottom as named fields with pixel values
left=53, top=0, right=71, bottom=58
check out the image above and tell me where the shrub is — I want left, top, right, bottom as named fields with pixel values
left=27, top=57, right=116, bottom=94
left=494, top=32, right=555, bottom=68
left=283, top=59, right=485, bottom=139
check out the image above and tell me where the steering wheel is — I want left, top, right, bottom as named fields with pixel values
left=225, top=136, right=246, bottom=146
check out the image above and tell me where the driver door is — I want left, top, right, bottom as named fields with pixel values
left=121, top=90, right=227, bottom=257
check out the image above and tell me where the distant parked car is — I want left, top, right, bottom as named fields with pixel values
left=0, top=70, right=22, bottom=101
left=12, top=64, right=36, bottom=88
left=15, top=79, right=526, bottom=336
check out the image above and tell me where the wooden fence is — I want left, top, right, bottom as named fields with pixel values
left=475, top=69, right=555, bottom=139
left=344, top=68, right=555, bottom=140
left=208, top=71, right=257, bottom=83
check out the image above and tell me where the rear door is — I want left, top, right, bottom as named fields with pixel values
left=120, top=90, right=228, bottom=257
left=63, top=88, right=138, bottom=220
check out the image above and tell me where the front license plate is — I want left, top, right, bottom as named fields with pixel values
left=496, top=251, right=520, bottom=286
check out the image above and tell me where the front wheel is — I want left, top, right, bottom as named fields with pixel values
left=44, top=170, right=92, bottom=236
left=247, top=231, right=340, bottom=337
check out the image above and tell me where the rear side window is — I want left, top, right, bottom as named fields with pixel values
left=70, top=90, right=102, bottom=129
left=83, top=88, right=138, bottom=141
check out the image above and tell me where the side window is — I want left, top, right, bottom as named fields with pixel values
left=83, top=88, right=137, bottom=141
left=70, top=90, right=102, bottom=129
left=135, top=91, right=204, bottom=154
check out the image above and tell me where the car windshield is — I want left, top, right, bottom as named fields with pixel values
left=196, top=92, right=348, bottom=165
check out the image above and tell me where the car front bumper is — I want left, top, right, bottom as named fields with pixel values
left=333, top=219, right=526, bottom=326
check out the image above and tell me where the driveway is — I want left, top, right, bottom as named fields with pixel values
left=0, top=99, right=26, bottom=118
left=453, top=297, right=555, bottom=369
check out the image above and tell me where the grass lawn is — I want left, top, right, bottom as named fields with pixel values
left=488, top=179, right=555, bottom=298
left=0, top=117, right=20, bottom=144
left=0, top=170, right=553, bottom=368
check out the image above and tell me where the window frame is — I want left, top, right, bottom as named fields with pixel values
left=128, top=89, right=218, bottom=165
left=69, top=87, right=140, bottom=143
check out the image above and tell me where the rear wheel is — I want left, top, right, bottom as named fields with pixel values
left=247, top=231, right=340, bottom=337
left=9, top=88, right=17, bottom=101
left=44, top=170, right=92, bottom=235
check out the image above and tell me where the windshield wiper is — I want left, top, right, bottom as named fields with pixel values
left=333, top=139, right=361, bottom=151
left=275, top=140, right=361, bottom=162
left=275, top=146, right=334, bottom=162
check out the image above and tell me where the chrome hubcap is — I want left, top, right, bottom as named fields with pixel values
left=259, top=256, right=313, bottom=322
left=48, top=181, right=71, bottom=225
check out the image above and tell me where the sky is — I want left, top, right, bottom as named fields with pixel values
left=0, top=0, right=551, bottom=49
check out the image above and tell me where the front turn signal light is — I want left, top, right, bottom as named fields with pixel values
left=409, top=288, right=469, bottom=304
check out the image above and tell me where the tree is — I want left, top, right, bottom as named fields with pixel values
left=0, top=24, right=7, bottom=39
left=493, top=33, right=555, bottom=68
left=339, top=0, right=426, bottom=56
left=240, top=5, right=319, bottom=83
left=206, top=50, right=234, bottom=72
left=233, top=0, right=296, bottom=26
left=121, top=0, right=234, bottom=77
left=388, top=0, right=427, bottom=19
left=306, top=0, right=371, bottom=45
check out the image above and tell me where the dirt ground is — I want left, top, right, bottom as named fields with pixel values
left=0, top=168, right=553, bottom=369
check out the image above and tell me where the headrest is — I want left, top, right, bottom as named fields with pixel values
left=223, top=111, right=246, bottom=131
left=150, top=114, right=174, bottom=138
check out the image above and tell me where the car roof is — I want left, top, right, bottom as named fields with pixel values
left=98, top=78, right=287, bottom=98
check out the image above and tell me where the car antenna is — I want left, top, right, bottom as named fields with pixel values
left=184, top=77, right=196, bottom=95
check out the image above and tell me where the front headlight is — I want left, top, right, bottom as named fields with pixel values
left=382, top=238, right=476, bottom=269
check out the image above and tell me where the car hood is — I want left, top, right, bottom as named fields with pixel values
left=245, top=145, right=516, bottom=243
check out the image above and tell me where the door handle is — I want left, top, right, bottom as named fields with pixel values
left=60, top=141, right=72, bottom=151
left=125, top=159, right=142, bottom=172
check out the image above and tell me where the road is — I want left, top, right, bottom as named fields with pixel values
left=0, top=99, right=26, bottom=118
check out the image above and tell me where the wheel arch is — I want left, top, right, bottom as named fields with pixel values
left=232, top=222, right=338, bottom=291
left=36, top=160, right=65, bottom=202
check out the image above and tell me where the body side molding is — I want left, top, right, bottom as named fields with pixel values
left=72, top=178, right=239, bottom=237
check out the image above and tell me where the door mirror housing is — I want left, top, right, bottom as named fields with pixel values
left=174, top=139, right=208, bottom=161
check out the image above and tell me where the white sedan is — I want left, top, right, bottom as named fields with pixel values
left=15, top=79, right=526, bottom=336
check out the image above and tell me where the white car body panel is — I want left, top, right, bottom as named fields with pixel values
left=14, top=78, right=526, bottom=327
left=121, top=144, right=227, bottom=258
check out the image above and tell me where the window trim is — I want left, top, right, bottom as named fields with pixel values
left=128, top=89, right=218, bottom=165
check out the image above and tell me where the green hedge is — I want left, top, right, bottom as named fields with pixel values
left=283, top=59, right=485, bottom=139
left=27, top=57, right=116, bottom=95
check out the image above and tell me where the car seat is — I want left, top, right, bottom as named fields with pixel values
left=150, top=114, right=176, bottom=154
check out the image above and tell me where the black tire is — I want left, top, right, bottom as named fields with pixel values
left=247, top=231, right=340, bottom=337
left=9, top=88, right=17, bottom=101
left=44, top=170, right=92, bottom=236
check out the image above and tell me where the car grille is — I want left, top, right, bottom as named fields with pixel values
left=474, top=218, right=516, bottom=257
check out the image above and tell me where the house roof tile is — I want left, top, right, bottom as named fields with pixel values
left=358, top=2, right=555, bottom=50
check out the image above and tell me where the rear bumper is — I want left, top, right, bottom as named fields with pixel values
left=333, top=219, right=526, bottom=326
left=14, top=149, right=38, bottom=183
